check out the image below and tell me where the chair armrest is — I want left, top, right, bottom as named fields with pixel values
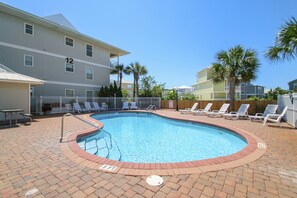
left=266, top=114, right=280, bottom=118
left=212, top=110, right=219, bottom=113
left=255, top=113, right=263, bottom=116
left=229, top=111, right=237, bottom=114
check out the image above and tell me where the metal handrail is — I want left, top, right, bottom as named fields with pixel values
left=146, top=105, right=156, bottom=111
left=60, top=113, right=122, bottom=161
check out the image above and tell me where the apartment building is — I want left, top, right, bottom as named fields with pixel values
left=192, top=67, right=264, bottom=100
left=0, top=3, right=129, bottom=97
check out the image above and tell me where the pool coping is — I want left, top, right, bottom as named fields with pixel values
left=60, top=110, right=267, bottom=175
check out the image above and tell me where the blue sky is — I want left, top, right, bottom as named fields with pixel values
left=2, top=0, right=297, bottom=90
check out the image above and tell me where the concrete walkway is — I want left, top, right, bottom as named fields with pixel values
left=1, top=110, right=297, bottom=197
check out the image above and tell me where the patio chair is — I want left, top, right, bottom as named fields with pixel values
left=223, top=104, right=250, bottom=120
left=102, top=102, right=108, bottom=111
left=180, top=102, right=198, bottom=114
left=130, top=102, right=139, bottom=110
left=193, top=103, right=213, bottom=116
left=263, top=106, right=288, bottom=127
left=249, top=104, right=278, bottom=121
left=122, top=102, right=129, bottom=110
left=73, top=103, right=86, bottom=113
left=19, top=112, right=32, bottom=125
left=84, top=102, right=96, bottom=112
left=206, top=103, right=230, bottom=118
left=92, top=102, right=103, bottom=111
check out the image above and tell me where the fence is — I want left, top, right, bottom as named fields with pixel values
left=278, top=94, right=297, bottom=128
left=161, top=100, right=277, bottom=115
left=31, top=96, right=161, bottom=115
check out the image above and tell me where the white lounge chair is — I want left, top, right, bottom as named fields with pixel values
left=130, top=102, right=138, bottom=110
left=92, top=102, right=103, bottom=111
left=223, top=104, right=250, bottom=120
left=101, top=102, right=108, bottom=111
left=206, top=103, right=230, bottom=118
left=122, top=102, right=129, bottom=110
left=84, top=102, right=96, bottom=112
left=193, top=103, right=213, bottom=116
left=263, top=106, right=288, bottom=127
left=249, top=104, right=278, bottom=121
left=73, top=103, right=86, bottom=113
left=180, top=102, right=198, bottom=114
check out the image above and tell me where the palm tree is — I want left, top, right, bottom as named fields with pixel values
left=125, top=62, right=148, bottom=97
left=266, top=17, right=297, bottom=62
left=110, top=64, right=124, bottom=90
left=211, top=45, right=260, bottom=111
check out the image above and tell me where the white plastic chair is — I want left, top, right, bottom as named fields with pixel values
left=193, top=103, right=213, bottom=116
left=102, top=102, right=108, bottom=111
left=263, top=106, right=288, bottom=127
left=223, top=104, right=250, bottom=120
left=206, top=103, right=230, bottom=118
left=73, top=103, right=86, bottom=113
left=249, top=104, right=278, bottom=121
left=92, top=102, right=102, bottom=112
left=130, top=102, right=138, bottom=110
left=84, top=102, right=96, bottom=112
left=122, top=102, right=129, bottom=110
left=179, top=102, right=198, bottom=114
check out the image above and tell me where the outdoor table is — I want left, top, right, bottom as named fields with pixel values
left=0, top=109, right=24, bottom=126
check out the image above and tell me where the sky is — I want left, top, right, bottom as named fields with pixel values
left=2, top=0, right=297, bottom=90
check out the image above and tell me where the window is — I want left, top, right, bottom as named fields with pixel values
left=86, top=44, right=93, bottom=57
left=86, top=90, right=93, bottom=98
left=65, top=89, right=75, bottom=97
left=86, top=67, right=93, bottom=80
left=65, top=37, right=74, bottom=47
left=24, top=23, right=34, bottom=35
left=294, top=83, right=297, bottom=89
left=65, top=63, right=74, bottom=72
left=24, top=55, right=34, bottom=67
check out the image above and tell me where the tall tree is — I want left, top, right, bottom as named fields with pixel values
left=210, top=45, right=260, bottom=111
left=110, top=64, right=124, bottom=90
left=266, top=17, right=297, bottom=62
left=125, top=62, right=148, bottom=97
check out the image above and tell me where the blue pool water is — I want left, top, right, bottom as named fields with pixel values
left=77, top=112, right=247, bottom=163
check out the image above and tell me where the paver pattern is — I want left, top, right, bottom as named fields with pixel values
left=0, top=110, right=297, bottom=198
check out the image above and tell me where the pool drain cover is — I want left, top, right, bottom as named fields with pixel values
left=146, top=175, right=164, bottom=186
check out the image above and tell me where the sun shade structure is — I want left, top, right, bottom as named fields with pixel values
left=0, top=64, right=44, bottom=85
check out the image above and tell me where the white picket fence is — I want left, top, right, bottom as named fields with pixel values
left=278, top=94, right=297, bottom=128
left=31, top=96, right=161, bottom=115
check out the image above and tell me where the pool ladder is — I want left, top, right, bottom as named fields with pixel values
left=146, top=105, right=156, bottom=111
left=60, top=113, right=122, bottom=161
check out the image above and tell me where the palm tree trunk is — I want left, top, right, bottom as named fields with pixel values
left=229, top=77, right=236, bottom=111
left=133, top=75, right=136, bottom=98
left=119, top=72, right=122, bottom=90
left=135, top=77, right=139, bottom=97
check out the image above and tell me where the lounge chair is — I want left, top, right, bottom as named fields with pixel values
left=122, top=102, right=129, bottom=110
left=92, top=102, right=103, bottom=111
left=130, top=102, right=139, bottom=110
left=263, top=106, right=288, bottom=127
left=206, top=103, right=230, bottom=118
left=180, top=102, right=198, bottom=114
left=102, top=102, right=108, bottom=111
left=249, top=104, right=278, bottom=121
left=223, top=104, right=250, bottom=120
left=84, top=102, right=96, bottom=112
left=73, top=103, right=86, bottom=113
left=193, top=103, right=213, bottom=116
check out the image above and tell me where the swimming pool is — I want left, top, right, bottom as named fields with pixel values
left=77, top=112, right=247, bottom=163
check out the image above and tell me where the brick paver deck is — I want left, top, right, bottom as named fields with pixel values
left=1, top=110, right=297, bottom=197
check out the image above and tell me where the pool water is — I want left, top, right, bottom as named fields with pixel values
left=78, top=112, right=247, bottom=163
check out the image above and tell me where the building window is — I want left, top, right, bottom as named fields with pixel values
left=65, top=37, right=74, bottom=47
left=86, top=44, right=93, bottom=57
left=24, top=55, right=34, bottom=67
left=86, top=90, right=93, bottom=98
left=65, top=89, right=75, bottom=97
left=294, top=83, right=297, bottom=89
left=86, top=67, right=93, bottom=80
left=65, top=63, right=74, bottom=72
left=24, top=23, right=34, bottom=35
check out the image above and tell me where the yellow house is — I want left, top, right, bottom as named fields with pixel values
left=192, top=67, right=241, bottom=100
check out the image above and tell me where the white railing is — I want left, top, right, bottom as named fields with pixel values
left=31, top=96, right=161, bottom=115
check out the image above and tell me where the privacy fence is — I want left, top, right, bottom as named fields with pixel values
left=278, top=94, right=297, bottom=128
left=161, top=100, right=277, bottom=115
left=31, top=96, right=161, bottom=115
